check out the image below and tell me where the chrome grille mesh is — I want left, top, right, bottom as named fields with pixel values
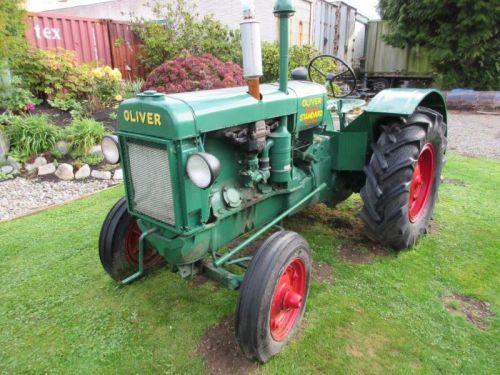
left=125, top=140, right=175, bottom=225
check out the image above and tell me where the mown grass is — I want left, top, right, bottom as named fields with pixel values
left=1, top=154, right=498, bottom=374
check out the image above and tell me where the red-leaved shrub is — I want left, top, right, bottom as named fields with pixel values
left=143, top=54, right=245, bottom=94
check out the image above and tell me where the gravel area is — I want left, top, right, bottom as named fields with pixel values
left=447, top=111, right=500, bottom=159
left=0, top=178, right=119, bottom=221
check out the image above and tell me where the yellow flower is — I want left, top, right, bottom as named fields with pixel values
left=93, top=69, right=104, bottom=79
left=103, top=66, right=113, bottom=75
left=110, top=68, right=122, bottom=80
left=115, top=94, right=123, bottom=101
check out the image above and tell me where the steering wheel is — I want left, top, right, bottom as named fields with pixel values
left=308, top=55, right=357, bottom=98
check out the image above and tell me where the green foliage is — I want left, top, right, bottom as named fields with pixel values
left=379, top=0, right=500, bottom=90
left=63, top=118, right=107, bottom=156
left=0, top=78, right=39, bottom=113
left=123, top=79, right=145, bottom=99
left=12, top=49, right=94, bottom=101
left=132, top=0, right=241, bottom=72
left=0, top=0, right=26, bottom=62
left=6, top=115, right=60, bottom=161
left=88, top=66, right=124, bottom=111
left=47, top=98, right=88, bottom=119
left=261, top=43, right=329, bottom=83
left=77, top=153, right=104, bottom=166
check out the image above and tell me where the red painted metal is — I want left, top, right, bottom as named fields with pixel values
left=408, top=143, right=435, bottom=222
left=26, top=12, right=112, bottom=65
left=269, top=258, right=306, bottom=341
left=25, top=13, right=145, bottom=80
left=125, top=221, right=163, bottom=267
left=106, top=21, right=146, bottom=81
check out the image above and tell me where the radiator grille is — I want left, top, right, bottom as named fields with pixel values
left=125, top=140, right=175, bottom=225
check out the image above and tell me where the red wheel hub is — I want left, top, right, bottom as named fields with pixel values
left=125, top=221, right=163, bottom=268
left=270, top=258, right=307, bottom=341
left=408, top=143, right=435, bottom=223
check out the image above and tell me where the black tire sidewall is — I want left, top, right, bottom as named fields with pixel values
left=235, top=231, right=312, bottom=362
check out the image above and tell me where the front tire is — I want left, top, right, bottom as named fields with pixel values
left=360, top=107, right=447, bottom=249
left=99, top=197, right=164, bottom=281
left=235, top=231, right=312, bottom=363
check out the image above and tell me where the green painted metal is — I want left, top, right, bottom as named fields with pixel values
left=273, top=0, right=296, bottom=14
left=121, top=226, right=157, bottom=284
left=214, top=183, right=327, bottom=267
left=365, top=88, right=447, bottom=123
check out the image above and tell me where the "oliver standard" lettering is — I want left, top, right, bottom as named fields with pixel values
left=123, top=110, right=161, bottom=126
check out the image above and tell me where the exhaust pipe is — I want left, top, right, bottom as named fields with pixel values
left=273, top=0, right=295, bottom=94
left=240, top=0, right=262, bottom=100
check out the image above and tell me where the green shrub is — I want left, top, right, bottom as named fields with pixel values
left=6, top=115, right=60, bottom=161
left=88, top=66, right=124, bottom=111
left=261, top=43, right=328, bottom=83
left=47, top=98, right=88, bottom=119
left=133, top=0, right=241, bottom=72
left=12, top=49, right=94, bottom=101
left=0, top=0, right=27, bottom=62
left=77, top=153, right=104, bottom=166
left=63, top=118, right=107, bottom=156
left=123, top=79, right=145, bottom=99
left=0, top=77, right=39, bottom=114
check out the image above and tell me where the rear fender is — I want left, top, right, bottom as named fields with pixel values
left=365, top=88, right=447, bottom=124
left=332, top=88, right=447, bottom=173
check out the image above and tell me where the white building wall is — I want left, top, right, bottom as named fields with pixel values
left=38, top=0, right=316, bottom=45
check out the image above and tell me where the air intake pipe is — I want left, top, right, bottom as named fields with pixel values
left=273, top=0, right=295, bottom=94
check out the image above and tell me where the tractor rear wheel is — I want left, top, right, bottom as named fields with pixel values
left=235, top=231, right=312, bottom=363
left=360, top=107, right=447, bottom=249
left=99, top=197, right=164, bottom=281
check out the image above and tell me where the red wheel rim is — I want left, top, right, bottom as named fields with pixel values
left=125, top=221, right=163, bottom=268
left=408, top=143, right=435, bottom=223
left=269, top=258, right=307, bottom=341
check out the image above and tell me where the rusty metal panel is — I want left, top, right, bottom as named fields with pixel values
left=107, top=21, right=145, bottom=80
left=26, top=12, right=112, bottom=65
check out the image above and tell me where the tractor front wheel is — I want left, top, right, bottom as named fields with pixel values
left=360, top=107, right=447, bottom=249
left=99, top=197, right=164, bottom=281
left=235, top=231, right=312, bottom=363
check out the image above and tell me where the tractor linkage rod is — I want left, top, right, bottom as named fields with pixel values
left=214, top=182, right=327, bottom=267
left=122, top=227, right=158, bottom=284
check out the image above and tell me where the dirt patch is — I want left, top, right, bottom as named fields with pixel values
left=198, top=316, right=258, bottom=375
left=444, top=178, right=467, bottom=187
left=312, top=262, right=334, bottom=284
left=426, top=220, right=440, bottom=235
left=33, top=103, right=72, bottom=127
left=442, top=294, right=492, bottom=329
left=337, top=242, right=392, bottom=264
left=191, top=274, right=211, bottom=287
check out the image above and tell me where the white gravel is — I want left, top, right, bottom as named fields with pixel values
left=0, top=178, right=119, bottom=221
left=447, top=111, right=500, bottom=160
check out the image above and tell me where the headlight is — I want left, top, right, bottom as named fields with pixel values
left=186, top=152, right=220, bottom=189
left=101, top=135, right=120, bottom=164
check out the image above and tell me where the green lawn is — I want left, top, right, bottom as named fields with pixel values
left=1, top=154, right=499, bottom=374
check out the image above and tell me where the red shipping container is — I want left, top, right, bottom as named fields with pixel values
left=25, top=12, right=144, bottom=80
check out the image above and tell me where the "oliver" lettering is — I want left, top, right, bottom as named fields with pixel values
left=122, top=110, right=162, bottom=126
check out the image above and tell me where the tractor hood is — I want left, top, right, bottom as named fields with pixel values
left=117, top=81, right=327, bottom=140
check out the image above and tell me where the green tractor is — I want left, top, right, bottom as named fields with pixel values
left=98, top=0, right=447, bottom=362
